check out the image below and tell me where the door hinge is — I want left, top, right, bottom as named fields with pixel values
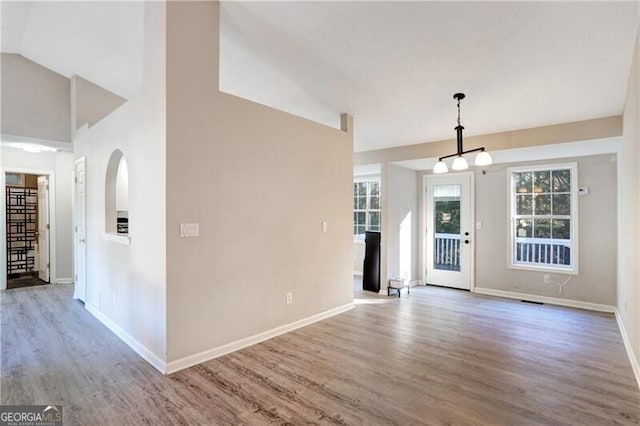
left=47, top=263, right=50, bottom=268
left=46, top=224, right=50, bottom=230
left=74, top=177, right=77, bottom=184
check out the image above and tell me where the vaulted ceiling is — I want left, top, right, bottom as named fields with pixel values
left=220, top=2, right=639, bottom=152
left=2, top=2, right=638, bottom=152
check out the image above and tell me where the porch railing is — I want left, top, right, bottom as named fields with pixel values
left=515, top=237, right=571, bottom=267
left=434, top=234, right=572, bottom=270
left=434, top=233, right=460, bottom=271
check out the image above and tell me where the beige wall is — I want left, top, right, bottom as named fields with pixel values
left=475, top=154, right=617, bottom=305
left=619, top=24, right=640, bottom=371
left=72, top=75, right=126, bottom=132
left=355, top=116, right=621, bottom=165
left=1, top=54, right=71, bottom=143
left=72, top=2, right=167, bottom=366
left=165, top=2, right=353, bottom=363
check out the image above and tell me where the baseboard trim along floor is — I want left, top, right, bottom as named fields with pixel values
left=164, top=302, right=355, bottom=375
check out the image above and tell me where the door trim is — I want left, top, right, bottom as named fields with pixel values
left=37, top=175, right=51, bottom=282
left=73, top=157, right=87, bottom=302
left=0, top=167, right=57, bottom=290
left=421, top=171, right=475, bottom=291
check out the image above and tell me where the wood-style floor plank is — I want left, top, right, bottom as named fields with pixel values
left=1, top=283, right=639, bottom=425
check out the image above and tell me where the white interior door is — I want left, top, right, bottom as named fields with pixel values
left=37, top=176, right=50, bottom=282
left=74, top=158, right=87, bottom=302
left=425, top=173, right=473, bottom=290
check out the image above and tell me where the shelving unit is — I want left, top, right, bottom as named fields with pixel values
left=6, top=187, right=38, bottom=276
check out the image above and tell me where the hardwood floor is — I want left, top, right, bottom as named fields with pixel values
left=2, top=283, right=639, bottom=425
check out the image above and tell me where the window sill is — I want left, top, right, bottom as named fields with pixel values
left=509, top=264, right=577, bottom=275
left=103, top=233, right=130, bottom=245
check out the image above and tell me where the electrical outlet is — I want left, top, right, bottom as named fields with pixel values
left=543, top=274, right=551, bottom=284
left=286, top=292, right=293, bottom=305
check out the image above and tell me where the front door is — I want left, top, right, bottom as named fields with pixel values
left=74, top=158, right=87, bottom=302
left=425, top=173, right=473, bottom=290
left=37, top=176, right=50, bottom=282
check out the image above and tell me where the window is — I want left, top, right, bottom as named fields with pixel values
left=509, top=163, right=578, bottom=273
left=353, top=178, right=381, bottom=240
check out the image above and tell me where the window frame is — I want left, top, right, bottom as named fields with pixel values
left=507, top=162, right=579, bottom=274
left=353, top=175, right=381, bottom=242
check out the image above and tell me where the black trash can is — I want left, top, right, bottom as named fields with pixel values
left=362, top=231, right=381, bottom=293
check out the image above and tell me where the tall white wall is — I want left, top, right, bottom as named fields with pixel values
left=619, top=22, right=640, bottom=378
left=385, top=164, right=418, bottom=285
left=475, top=154, right=617, bottom=306
left=165, top=2, right=353, bottom=368
left=0, top=147, right=74, bottom=285
left=72, top=2, right=166, bottom=367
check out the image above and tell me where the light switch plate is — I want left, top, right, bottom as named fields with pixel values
left=180, top=223, right=200, bottom=237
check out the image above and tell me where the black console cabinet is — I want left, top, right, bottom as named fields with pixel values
left=362, top=231, right=381, bottom=293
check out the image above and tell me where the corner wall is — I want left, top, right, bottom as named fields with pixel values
left=72, top=2, right=167, bottom=368
left=384, top=164, right=419, bottom=285
left=619, top=21, right=640, bottom=382
left=165, top=2, right=353, bottom=367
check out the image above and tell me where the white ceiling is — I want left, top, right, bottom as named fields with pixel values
left=220, top=1, right=639, bottom=152
left=1, top=1, right=144, bottom=100
left=2, top=2, right=638, bottom=153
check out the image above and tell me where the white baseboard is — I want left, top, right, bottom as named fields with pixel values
left=55, top=277, right=73, bottom=284
left=85, top=303, right=167, bottom=373
left=165, top=302, right=355, bottom=375
left=473, top=287, right=616, bottom=313
left=615, top=308, right=640, bottom=390
left=353, top=271, right=363, bottom=276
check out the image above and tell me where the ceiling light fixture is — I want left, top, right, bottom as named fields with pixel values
left=433, top=93, right=492, bottom=174
left=20, top=144, right=58, bottom=154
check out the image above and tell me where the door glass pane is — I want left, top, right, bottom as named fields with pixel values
left=433, top=184, right=461, bottom=272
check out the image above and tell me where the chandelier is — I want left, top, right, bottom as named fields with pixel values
left=433, top=93, right=492, bottom=174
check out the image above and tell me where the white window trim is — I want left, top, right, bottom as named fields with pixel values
left=507, top=162, right=579, bottom=275
left=353, top=175, right=381, bottom=242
